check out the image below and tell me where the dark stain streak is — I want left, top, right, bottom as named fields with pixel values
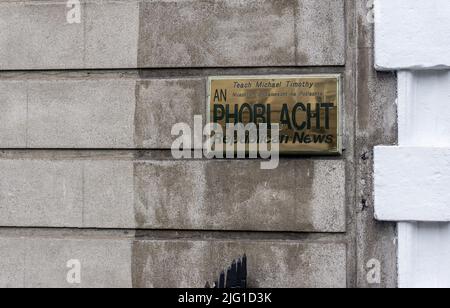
left=361, top=199, right=368, bottom=212
left=356, top=18, right=370, bottom=131
left=293, top=0, right=299, bottom=65
left=360, top=151, right=369, bottom=161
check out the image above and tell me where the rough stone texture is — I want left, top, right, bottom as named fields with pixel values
left=27, top=79, right=136, bottom=148
left=135, top=78, right=206, bottom=148
left=139, top=0, right=345, bottom=67
left=0, top=1, right=84, bottom=70
left=352, top=0, right=398, bottom=288
left=0, top=81, right=27, bottom=147
left=0, top=160, right=84, bottom=227
left=0, top=77, right=204, bottom=149
left=83, top=160, right=136, bottom=228
left=0, top=238, right=26, bottom=288
left=0, top=233, right=348, bottom=288
left=0, top=0, right=345, bottom=69
left=84, top=1, right=140, bottom=68
left=0, top=158, right=345, bottom=232
left=132, top=240, right=347, bottom=288
left=0, top=0, right=139, bottom=70
left=138, top=0, right=296, bottom=67
left=0, top=0, right=402, bottom=289
left=337, top=0, right=358, bottom=287
left=135, top=159, right=346, bottom=232
left=0, top=236, right=133, bottom=288
left=296, top=0, right=345, bottom=65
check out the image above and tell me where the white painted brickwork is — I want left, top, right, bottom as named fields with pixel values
left=375, top=146, right=450, bottom=221
left=375, top=0, right=450, bottom=70
left=375, top=71, right=450, bottom=222
left=398, top=223, right=450, bottom=288
left=375, top=0, right=450, bottom=288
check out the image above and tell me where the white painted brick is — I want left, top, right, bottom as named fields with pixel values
left=375, top=0, right=450, bottom=70
left=398, top=222, right=450, bottom=288
left=375, top=146, right=450, bottom=221
left=397, top=71, right=450, bottom=147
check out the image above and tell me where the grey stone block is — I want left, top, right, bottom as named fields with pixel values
left=0, top=82, right=27, bottom=148
left=0, top=0, right=139, bottom=70
left=0, top=158, right=345, bottom=232
left=83, top=160, right=135, bottom=228
left=0, top=160, right=84, bottom=227
left=24, top=238, right=133, bottom=288
left=0, top=77, right=204, bottom=149
left=84, top=1, right=139, bottom=68
left=0, top=234, right=346, bottom=288
left=27, top=79, right=136, bottom=148
left=133, top=240, right=347, bottom=288
left=0, top=237, right=132, bottom=288
left=296, top=0, right=346, bottom=65
left=138, top=0, right=297, bottom=67
left=135, top=159, right=346, bottom=232
left=135, top=78, right=206, bottom=148
left=354, top=43, right=398, bottom=287
left=0, top=238, right=26, bottom=288
left=139, top=0, right=345, bottom=67
left=0, top=1, right=85, bottom=70
left=0, top=0, right=345, bottom=69
left=0, top=159, right=135, bottom=229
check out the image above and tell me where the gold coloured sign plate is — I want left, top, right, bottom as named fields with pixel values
left=207, top=75, right=342, bottom=155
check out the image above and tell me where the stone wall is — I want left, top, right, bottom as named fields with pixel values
left=0, top=0, right=397, bottom=288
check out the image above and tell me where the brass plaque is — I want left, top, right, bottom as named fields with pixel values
left=207, top=75, right=342, bottom=155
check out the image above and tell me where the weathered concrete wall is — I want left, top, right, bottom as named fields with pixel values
left=0, top=230, right=346, bottom=288
left=0, top=158, right=345, bottom=232
left=0, top=76, right=204, bottom=148
left=0, top=0, right=345, bottom=70
left=354, top=1, right=398, bottom=288
left=0, top=0, right=397, bottom=288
